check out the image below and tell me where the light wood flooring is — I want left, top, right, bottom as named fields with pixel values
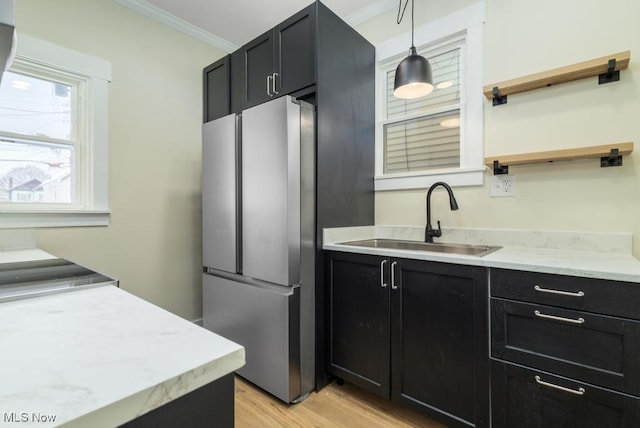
left=234, top=376, right=445, bottom=428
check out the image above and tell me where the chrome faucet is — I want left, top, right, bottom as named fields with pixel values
left=425, top=181, right=459, bottom=243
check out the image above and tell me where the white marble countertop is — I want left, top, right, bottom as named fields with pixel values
left=0, top=248, right=56, bottom=264
left=0, top=285, right=245, bottom=428
left=324, top=226, right=640, bottom=283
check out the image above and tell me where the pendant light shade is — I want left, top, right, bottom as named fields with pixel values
left=393, top=0, right=433, bottom=99
left=393, top=46, right=433, bottom=99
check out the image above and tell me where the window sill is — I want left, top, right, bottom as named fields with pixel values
left=0, top=211, right=110, bottom=228
left=374, top=167, right=485, bottom=191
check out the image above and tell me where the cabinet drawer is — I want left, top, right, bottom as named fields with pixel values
left=492, top=298, right=640, bottom=395
left=491, top=268, right=640, bottom=320
left=491, top=360, right=640, bottom=428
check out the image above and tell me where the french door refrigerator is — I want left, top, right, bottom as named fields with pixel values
left=202, top=96, right=315, bottom=403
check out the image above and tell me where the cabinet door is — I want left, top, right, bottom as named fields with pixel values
left=274, top=4, right=316, bottom=95
left=239, top=30, right=274, bottom=109
left=203, top=55, right=230, bottom=122
left=326, top=251, right=390, bottom=398
left=391, top=260, right=488, bottom=427
left=492, top=360, right=640, bottom=428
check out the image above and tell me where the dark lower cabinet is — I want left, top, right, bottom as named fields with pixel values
left=492, top=298, right=640, bottom=395
left=119, top=374, right=234, bottom=428
left=327, top=252, right=390, bottom=398
left=392, top=259, right=488, bottom=427
left=326, top=251, right=489, bottom=427
left=491, top=361, right=640, bottom=428
left=490, top=268, right=640, bottom=427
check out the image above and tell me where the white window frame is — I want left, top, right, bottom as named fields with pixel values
left=374, top=2, right=484, bottom=191
left=0, top=34, right=111, bottom=228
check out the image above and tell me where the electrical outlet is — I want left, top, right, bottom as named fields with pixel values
left=490, top=174, right=515, bottom=197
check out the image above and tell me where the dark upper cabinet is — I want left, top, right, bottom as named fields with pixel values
left=326, top=251, right=489, bottom=428
left=203, top=55, right=230, bottom=122
left=273, top=5, right=316, bottom=96
left=208, top=3, right=316, bottom=114
left=238, top=30, right=274, bottom=109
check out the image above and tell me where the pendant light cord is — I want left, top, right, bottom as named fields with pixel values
left=396, top=0, right=415, bottom=49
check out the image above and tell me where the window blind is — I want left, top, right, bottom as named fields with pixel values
left=384, top=110, right=460, bottom=173
left=383, top=48, right=461, bottom=174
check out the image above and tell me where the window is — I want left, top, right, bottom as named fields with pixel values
left=0, top=34, right=111, bottom=227
left=0, top=69, right=76, bottom=205
left=383, top=46, right=462, bottom=174
left=375, top=4, right=484, bottom=191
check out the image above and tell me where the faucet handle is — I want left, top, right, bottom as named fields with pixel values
left=425, top=221, right=443, bottom=240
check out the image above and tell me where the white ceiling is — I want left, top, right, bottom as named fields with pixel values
left=116, top=0, right=397, bottom=52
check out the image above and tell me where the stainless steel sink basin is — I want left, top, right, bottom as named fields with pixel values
left=342, top=238, right=501, bottom=257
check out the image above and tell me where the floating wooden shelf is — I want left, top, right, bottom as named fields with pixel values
left=485, top=142, right=634, bottom=174
left=483, top=51, right=631, bottom=105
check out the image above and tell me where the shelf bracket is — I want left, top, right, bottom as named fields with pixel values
left=600, top=148, right=623, bottom=167
left=599, top=59, right=620, bottom=84
left=492, top=160, right=509, bottom=175
left=492, top=86, right=507, bottom=106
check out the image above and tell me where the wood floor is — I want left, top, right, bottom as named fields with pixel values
left=234, top=376, right=445, bottom=428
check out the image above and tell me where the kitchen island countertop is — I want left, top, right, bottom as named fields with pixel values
left=0, top=285, right=245, bottom=427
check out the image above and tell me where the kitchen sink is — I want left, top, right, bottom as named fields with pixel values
left=342, top=238, right=501, bottom=257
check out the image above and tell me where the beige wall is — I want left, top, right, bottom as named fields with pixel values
left=358, top=0, right=640, bottom=258
left=16, top=0, right=225, bottom=320
left=12, top=0, right=639, bottom=323
left=355, top=0, right=479, bottom=45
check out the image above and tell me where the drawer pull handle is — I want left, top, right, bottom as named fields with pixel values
left=534, top=310, right=585, bottom=325
left=535, top=375, right=585, bottom=395
left=534, top=285, right=584, bottom=297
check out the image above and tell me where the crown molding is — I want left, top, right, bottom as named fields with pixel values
left=344, top=0, right=397, bottom=27
left=114, top=0, right=238, bottom=53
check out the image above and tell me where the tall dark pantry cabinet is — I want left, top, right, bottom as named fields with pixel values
left=202, top=1, right=375, bottom=398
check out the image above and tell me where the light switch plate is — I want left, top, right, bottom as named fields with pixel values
left=490, top=174, right=515, bottom=197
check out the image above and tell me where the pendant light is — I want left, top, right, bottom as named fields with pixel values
left=393, top=0, right=433, bottom=99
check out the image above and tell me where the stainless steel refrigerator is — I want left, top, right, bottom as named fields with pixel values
left=202, top=95, right=315, bottom=403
